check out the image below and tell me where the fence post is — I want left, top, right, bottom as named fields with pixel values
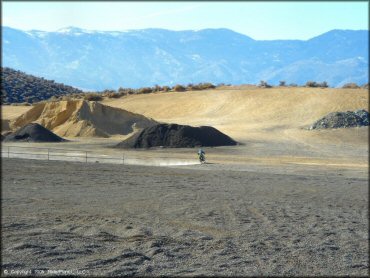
left=122, top=154, right=124, bottom=165
left=86, top=151, right=88, bottom=163
left=8, top=146, right=10, bottom=158
left=47, top=149, right=49, bottom=161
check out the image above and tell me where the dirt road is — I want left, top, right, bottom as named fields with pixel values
left=2, top=158, right=368, bottom=276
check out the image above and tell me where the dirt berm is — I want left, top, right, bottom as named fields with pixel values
left=116, top=123, right=238, bottom=148
left=9, top=100, right=157, bottom=138
left=3, top=123, right=66, bottom=142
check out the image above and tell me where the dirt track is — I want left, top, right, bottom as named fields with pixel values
left=2, top=158, right=368, bottom=276
left=2, top=87, right=369, bottom=276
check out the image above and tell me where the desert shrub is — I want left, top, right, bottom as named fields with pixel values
left=115, top=87, right=137, bottom=96
left=173, top=84, right=186, bottom=92
left=258, top=80, right=272, bottom=88
left=191, top=83, right=200, bottom=90
left=189, top=82, right=216, bottom=90
left=289, top=83, right=298, bottom=87
left=320, top=81, right=329, bottom=88
left=199, top=82, right=216, bottom=90
left=116, top=87, right=128, bottom=96
left=279, top=81, right=286, bottom=86
left=342, top=83, right=360, bottom=89
left=84, top=93, right=103, bottom=101
left=306, top=81, right=318, bottom=87
left=106, top=93, right=122, bottom=98
left=306, top=81, right=329, bottom=88
left=138, top=87, right=153, bottom=94
left=362, top=83, right=369, bottom=89
left=162, top=86, right=171, bottom=92
left=153, top=85, right=162, bottom=92
left=186, top=83, right=194, bottom=90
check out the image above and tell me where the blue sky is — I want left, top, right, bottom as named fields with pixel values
left=2, top=1, right=368, bottom=40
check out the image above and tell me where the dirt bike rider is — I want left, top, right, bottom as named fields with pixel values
left=198, top=148, right=205, bottom=163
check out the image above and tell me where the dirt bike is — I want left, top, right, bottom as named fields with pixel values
left=198, top=153, right=206, bottom=164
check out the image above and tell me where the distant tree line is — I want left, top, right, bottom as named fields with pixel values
left=68, top=82, right=218, bottom=101
left=259, top=80, right=368, bottom=89
left=64, top=80, right=370, bottom=103
left=1, top=67, right=84, bottom=104
left=259, top=80, right=330, bottom=88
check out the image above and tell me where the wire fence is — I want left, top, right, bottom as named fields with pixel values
left=1, top=145, right=200, bottom=166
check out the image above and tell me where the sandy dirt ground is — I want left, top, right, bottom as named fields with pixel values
left=1, top=87, right=369, bottom=276
left=2, top=158, right=368, bottom=276
left=101, top=87, right=368, bottom=143
left=2, top=106, right=33, bottom=121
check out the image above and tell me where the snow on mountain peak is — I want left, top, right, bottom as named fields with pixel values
left=55, top=27, right=129, bottom=36
left=57, top=26, right=84, bottom=33
left=56, top=26, right=101, bottom=35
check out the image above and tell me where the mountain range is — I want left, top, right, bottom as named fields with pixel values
left=2, top=26, right=369, bottom=90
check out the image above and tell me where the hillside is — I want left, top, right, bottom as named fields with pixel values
left=1, top=67, right=83, bottom=104
left=3, top=27, right=368, bottom=90
left=101, top=86, right=369, bottom=146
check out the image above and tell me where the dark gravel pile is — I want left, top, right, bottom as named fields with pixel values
left=116, top=123, right=237, bottom=148
left=310, top=109, right=369, bottom=129
left=3, top=123, right=66, bottom=142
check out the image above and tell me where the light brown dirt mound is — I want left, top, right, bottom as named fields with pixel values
left=10, top=100, right=157, bottom=138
